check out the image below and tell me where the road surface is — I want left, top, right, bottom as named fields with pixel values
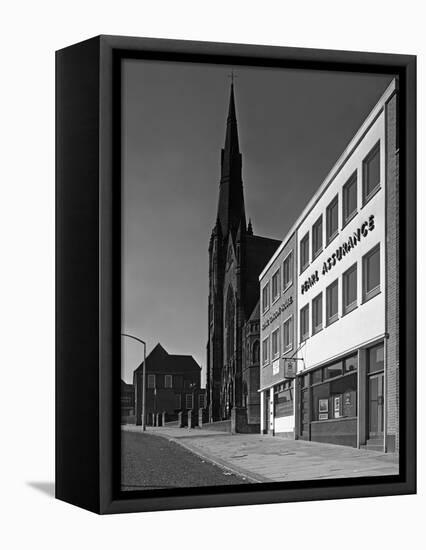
left=121, top=431, right=251, bottom=490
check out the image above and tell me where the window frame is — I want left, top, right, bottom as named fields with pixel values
left=185, top=393, right=193, bottom=410
left=271, top=268, right=281, bottom=303
left=300, top=232, right=310, bottom=274
left=311, top=292, right=323, bottom=335
left=362, top=244, right=381, bottom=303
left=147, top=374, right=156, bottom=389
left=326, top=279, right=339, bottom=326
left=342, top=262, right=358, bottom=315
left=271, top=327, right=280, bottom=359
left=300, top=304, right=309, bottom=343
left=362, top=141, right=381, bottom=206
left=312, top=215, right=323, bottom=260
left=262, top=335, right=270, bottom=366
left=262, top=281, right=270, bottom=314
left=283, top=315, right=293, bottom=353
left=326, top=194, right=339, bottom=246
left=164, top=374, right=173, bottom=389
left=282, top=250, right=293, bottom=291
left=342, top=171, right=358, bottom=228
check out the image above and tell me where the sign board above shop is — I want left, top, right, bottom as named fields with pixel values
left=283, top=358, right=299, bottom=378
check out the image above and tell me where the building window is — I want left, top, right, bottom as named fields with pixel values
left=300, top=304, right=309, bottom=342
left=283, top=316, right=293, bottom=353
left=175, top=394, right=182, bottom=409
left=312, top=215, right=323, bottom=260
left=262, top=282, right=270, bottom=313
left=326, top=279, right=339, bottom=325
left=147, top=374, right=156, bottom=389
left=363, top=244, right=380, bottom=302
left=363, top=142, right=380, bottom=205
left=300, top=233, right=310, bottom=273
left=164, top=374, right=173, bottom=388
left=326, top=195, right=339, bottom=245
left=272, top=269, right=280, bottom=302
left=185, top=394, right=193, bottom=409
left=343, top=263, right=357, bottom=315
left=262, top=336, right=269, bottom=366
left=252, top=340, right=260, bottom=363
left=198, top=393, right=205, bottom=409
left=272, top=327, right=280, bottom=359
left=283, top=251, right=293, bottom=290
left=367, top=342, right=384, bottom=373
left=312, top=292, right=323, bottom=335
left=344, top=354, right=358, bottom=373
left=343, top=172, right=357, bottom=226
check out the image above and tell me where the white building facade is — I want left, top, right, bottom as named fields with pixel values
left=259, top=79, right=399, bottom=452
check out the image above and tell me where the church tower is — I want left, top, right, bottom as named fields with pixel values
left=206, top=82, right=280, bottom=430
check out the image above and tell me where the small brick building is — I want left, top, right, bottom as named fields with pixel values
left=133, top=343, right=204, bottom=426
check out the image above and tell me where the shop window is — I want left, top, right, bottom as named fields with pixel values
left=326, top=279, right=339, bottom=325
left=274, top=385, right=294, bottom=418
left=363, top=244, right=380, bottom=302
left=367, top=342, right=384, bottom=374
left=342, top=171, right=357, bottom=226
left=300, top=304, right=309, bottom=342
left=283, top=251, right=293, bottom=290
left=323, top=361, right=343, bottom=380
left=300, top=233, right=310, bottom=273
left=272, top=269, right=280, bottom=302
left=312, top=292, right=323, bottom=335
left=283, top=316, right=293, bottom=353
left=312, top=215, right=323, bottom=259
left=262, top=336, right=269, bottom=366
left=344, top=354, right=358, bottom=373
left=147, top=374, right=156, bottom=389
left=262, top=282, right=270, bottom=313
left=311, top=368, right=322, bottom=385
left=164, top=374, right=173, bottom=388
left=272, top=328, right=280, bottom=359
left=312, top=373, right=357, bottom=421
left=343, top=263, right=357, bottom=315
left=326, top=195, right=339, bottom=245
left=363, top=141, right=380, bottom=205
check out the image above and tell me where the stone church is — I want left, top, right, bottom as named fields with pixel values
left=206, top=83, right=280, bottom=432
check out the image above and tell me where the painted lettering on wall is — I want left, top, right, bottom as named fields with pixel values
left=262, top=296, right=293, bottom=330
left=301, top=214, right=375, bottom=295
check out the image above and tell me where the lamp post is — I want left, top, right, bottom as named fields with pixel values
left=121, top=333, right=147, bottom=431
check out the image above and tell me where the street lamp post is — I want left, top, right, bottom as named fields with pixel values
left=121, top=333, right=147, bottom=431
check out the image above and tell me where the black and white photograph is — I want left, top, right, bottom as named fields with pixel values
left=119, top=58, right=402, bottom=491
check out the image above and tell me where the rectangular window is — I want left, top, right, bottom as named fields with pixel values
left=342, top=172, right=357, bottom=226
left=367, top=343, right=384, bottom=374
left=272, top=327, right=280, bottom=359
left=363, top=142, right=380, bottom=204
left=326, top=279, right=339, bottom=325
left=283, top=251, right=293, bottom=290
left=198, top=393, right=205, bottom=409
left=300, top=304, right=309, bottom=342
left=185, top=394, right=193, bottom=409
left=312, top=215, right=323, bottom=259
left=164, top=374, right=173, bottom=388
left=344, top=354, right=358, bottom=373
left=300, top=233, right=309, bottom=273
left=272, top=269, right=280, bottom=302
left=312, top=292, right=323, bottom=335
left=262, top=282, right=270, bottom=313
left=323, top=361, right=343, bottom=380
left=363, top=244, right=380, bottom=302
left=147, top=374, right=156, bottom=389
left=175, top=394, right=182, bottom=409
left=283, top=316, right=293, bottom=352
left=262, top=336, right=270, bottom=365
left=343, top=263, right=357, bottom=315
left=326, top=195, right=339, bottom=245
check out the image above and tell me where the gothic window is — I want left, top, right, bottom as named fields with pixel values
left=225, top=287, right=235, bottom=364
left=252, top=340, right=260, bottom=364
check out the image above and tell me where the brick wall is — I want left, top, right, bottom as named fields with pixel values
left=385, top=92, right=399, bottom=453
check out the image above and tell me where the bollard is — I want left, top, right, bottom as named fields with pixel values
left=162, top=411, right=166, bottom=426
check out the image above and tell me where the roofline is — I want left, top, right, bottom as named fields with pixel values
left=259, top=78, right=397, bottom=281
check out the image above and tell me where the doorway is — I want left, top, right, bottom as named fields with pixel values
left=368, top=372, right=384, bottom=437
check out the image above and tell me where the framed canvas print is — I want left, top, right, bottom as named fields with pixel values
left=56, top=35, right=416, bottom=514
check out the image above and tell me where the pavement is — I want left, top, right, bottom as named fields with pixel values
left=122, top=424, right=399, bottom=483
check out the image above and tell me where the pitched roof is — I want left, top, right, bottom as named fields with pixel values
left=133, top=343, right=201, bottom=375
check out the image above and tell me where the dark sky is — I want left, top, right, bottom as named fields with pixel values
left=121, top=58, right=393, bottom=384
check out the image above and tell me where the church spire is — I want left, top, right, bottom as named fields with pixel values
left=216, top=81, right=246, bottom=239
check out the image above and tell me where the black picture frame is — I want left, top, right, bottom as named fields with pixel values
left=56, top=35, right=416, bottom=515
